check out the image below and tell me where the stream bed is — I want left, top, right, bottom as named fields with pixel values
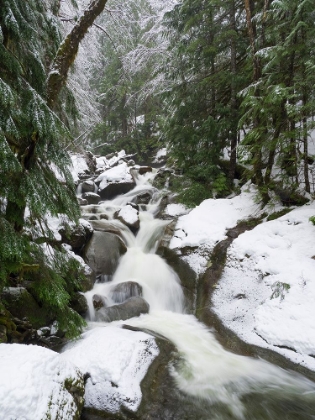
left=69, top=165, right=315, bottom=419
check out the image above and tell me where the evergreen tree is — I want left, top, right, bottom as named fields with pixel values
left=240, top=0, right=315, bottom=201
left=163, top=0, right=248, bottom=195
left=0, top=0, right=109, bottom=336
left=90, top=0, right=167, bottom=160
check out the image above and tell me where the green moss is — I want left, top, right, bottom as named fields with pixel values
left=267, top=208, right=293, bottom=221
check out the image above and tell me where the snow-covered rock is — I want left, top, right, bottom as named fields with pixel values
left=95, top=162, right=132, bottom=190
left=116, top=204, right=140, bottom=231
left=61, top=326, right=159, bottom=414
left=0, top=344, right=84, bottom=420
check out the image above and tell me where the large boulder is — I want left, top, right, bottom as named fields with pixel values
left=0, top=344, right=84, bottom=420
left=62, top=326, right=159, bottom=420
left=90, top=219, right=125, bottom=237
left=138, top=166, right=153, bottom=175
left=81, top=180, right=96, bottom=193
left=83, top=231, right=127, bottom=276
left=110, top=281, right=143, bottom=304
left=115, top=204, right=140, bottom=232
left=98, top=181, right=136, bottom=200
left=59, top=219, right=93, bottom=251
left=82, top=192, right=101, bottom=205
left=1, top=287, right=50, bottom=329
left=70, top=292, right=88, bottom=315
left=157, top=247, right=197, bottom=313
left=95, top=296, right=149, bottom=322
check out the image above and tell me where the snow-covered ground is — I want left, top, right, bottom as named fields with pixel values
left=60, top=325, right=159, bottom=413
left=171, top=184, right=315, bottom=371
left=170, top=183, right=262, bottom=274
left=0, top=344, right=84, bottom=420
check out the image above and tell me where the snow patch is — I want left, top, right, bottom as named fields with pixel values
left=212, top=202, right=315, bottom=371
left=0, top=344, right=83, bottom=420
left=61, top=326, right=159, bottom=413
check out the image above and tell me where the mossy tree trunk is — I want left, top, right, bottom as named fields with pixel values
left=47, top=0, right=109, bottom=109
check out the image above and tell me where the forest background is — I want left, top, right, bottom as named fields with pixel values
left=0, top=0, right=315, bottom=336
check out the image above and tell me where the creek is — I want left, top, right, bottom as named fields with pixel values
left=80, top=167, right=315, bottom=419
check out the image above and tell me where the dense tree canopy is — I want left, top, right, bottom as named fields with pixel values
left=0, top=0, right=108, bottom=336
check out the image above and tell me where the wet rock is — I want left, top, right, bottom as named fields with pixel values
left=95, top=274, right=112, bottom=283
left=83, top=231, right=127, bottom=276
left=70, top=292, right=88, bottom=315
left=110, top=281, right=143, bottom=304
left=79, top=264, right=96, bottom=292
left=87, top=215, right=98, bottom=221
left=92, top=294, right=107, bottom=309
left=99, top=213, right=109, bottom=220
left=157, top=247, right=197, bottom=313
left=78, top=197, right=88, bottom=206
left=115, top=204, right=140, bottom=232
left=98, top=181, right=136, bottom=200
left=90, top=220, right=124, bottom=237
left=95, top=296, right=149, bottom=322
left=82, top=180, right=96, bottom=193
left=59, top=219, right=93, bottom=250
left=133, top=191, right=152, bottom=205
left=82, top=192, right=101, bottom=205
left=138, top=166, right=153, bottom=175
left=1, top=287, right=50, bottom=329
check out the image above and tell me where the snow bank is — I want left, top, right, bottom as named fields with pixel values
left=95, top=162, right=133, bottom=190
left=170, top=184, right=261, bottom=273
left=165, top=203, right=189, bottom=217
left=0, top=344, right=83, bottom=420
left=212, top=202, right=315, bottom=371
left=61, top=325, right=159, bottom=413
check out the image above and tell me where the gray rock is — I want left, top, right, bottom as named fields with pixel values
left=99, top=213, right=109, bottom=220
left=87, top=215, right=98, bottom=221
left=70, top=292, right=88, bottom=315
left=82, top=180, right=96, bottom=193
left=83, top=231, right=127, bottom=276
left=90, top=219, right=124, bottom=237
left=157, top=247, right=197, bottom=313
left=133, top=191, right=152, bottom=205
left=59, top=220, right=93, bottom=250
left=1, top=287, right=50, bottom=329
left=78, top=197, right=88, bottom=206
left=98, top=181, right=136, bottom=200
left=110, top=281, right=143, bottom=303
left=92, top=294, right=108, bottom=309
left=115, top=204, right=140, bottom=232
left=138, top=166, right=153, bottom=175
left=82, top=192, right=101, bottom=205
left=95, top=296, right=149, bottom=322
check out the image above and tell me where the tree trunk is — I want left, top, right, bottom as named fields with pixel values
left=228, top=0, right=238, bottom=185
left=244, top=0, right=265, bottom=195
left=47, top=0, right=109, bottom=108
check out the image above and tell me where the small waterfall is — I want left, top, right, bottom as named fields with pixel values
left=83, top=166, right=315, bottom=418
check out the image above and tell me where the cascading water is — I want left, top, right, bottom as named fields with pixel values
left=82, top=168, right=315, bottom=419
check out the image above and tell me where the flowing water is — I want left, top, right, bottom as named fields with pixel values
left=82, top=169, right=315, bottom=419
